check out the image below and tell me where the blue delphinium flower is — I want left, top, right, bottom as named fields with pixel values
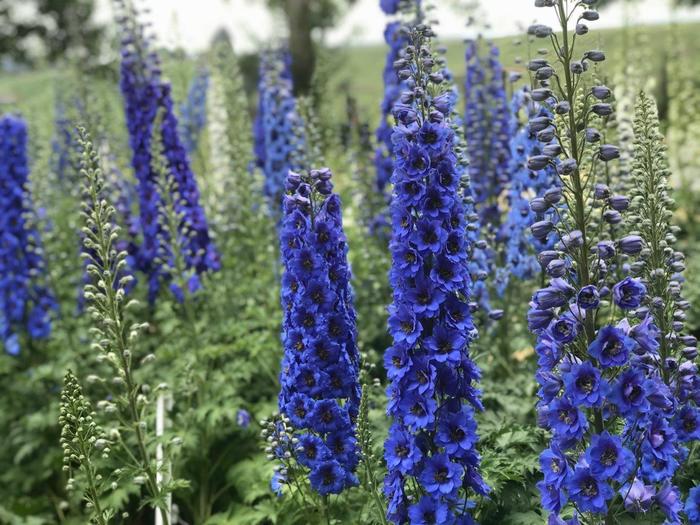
left=254, top=49, right=304, bottom=216
left=178, top=67, right=209, bottom=154
left=502, top=88, right=560, bottom=291
left=373, top=20, right=408, bottom=237
left=383, top=24, right=487, bottom=525
left=0, top=115, right=56, bottom=354
left=525, top=3, right=695, bottom=523
left=463, top=37, right=511, bottom=230
left=686, top=487, right=700, bottom=523
left=116, top=1, right=218, bottom=302
left=277, top=167, right=360, bottom=495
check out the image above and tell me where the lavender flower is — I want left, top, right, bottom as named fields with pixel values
left=0, top=115, right=56, bottom=354
left=384, top=24, right=487, bottom=524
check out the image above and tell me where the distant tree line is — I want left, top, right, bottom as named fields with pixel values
left=0, top=0, right=102, bottom=65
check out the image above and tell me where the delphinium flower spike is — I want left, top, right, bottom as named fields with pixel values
left=116, top=0, right=218, bottom=302
left=178, top=67, right=209, bottom=155
left=627, top=91, right=700, bottom=520
left=77, top=125, right=177, bottom=524
left=59, top=370, right=114, bottom=525
left=0, top=114, right=56, bottom=355
left=271, top=167, right=361, bottom=500
left=373, top=0, right=414, bottom=238
left=383, top=23, right=488, bottom=524
left=254, top=49, right=305, bottom=217
left=503, top=88, right=560, bottom=288
left=525, top=2, right=688, bottom=523
left=463, top=37, right=511, bottom=233
left=206, top=38, right=260, bottom=241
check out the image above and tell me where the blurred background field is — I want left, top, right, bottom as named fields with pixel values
left=2, top=0, right=700, bottom=524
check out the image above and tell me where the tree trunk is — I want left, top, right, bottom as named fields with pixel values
left=285, top=0, right=315, bottom=95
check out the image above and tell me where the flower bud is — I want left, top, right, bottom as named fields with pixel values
left=591, top=103, right=613, bottom=117
left=528, top=155, right=551, bottom=170
left=555, top=101, right=571, bottom=114
left=558, top=158, right=577, bottom=175
left=599, top=144, right=620, bottom=161
left=528, top=58, right=549, bottom=71
left=586, top=50, right=605, bottom=62
left=544, top=187, right=562, bottom=204
left=594, top=184, right=610, bottom=199
left=531, top=220, right=554, bottom=240
left=592, top=85, right=611, bottom=100
left=536, top=66, right=555, bottom=80
left=532, top=88, right=553, bottom=102
left=603, top=209, right=622, bottom=224
left=619, top=235, right=644, bottom=255
left=547, top=259, right=567, bottom=278
left=530, top=197, right=550, bottom=213
left=609, top=194, right=629, bottom=211
left=561, top=230, right=583, bottom=249
left=584, top=128, right=602, bottom=145
left=581, top=10, right=600, bottom=21
left=570, top=61, right=585, bottom=74
left=543, top=144, right=562, bottom=157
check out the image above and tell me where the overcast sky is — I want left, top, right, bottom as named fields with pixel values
left=95, top=0, right=700, bottom=53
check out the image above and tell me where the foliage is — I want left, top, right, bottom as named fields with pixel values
left=0, top=0, right=103, bottom=65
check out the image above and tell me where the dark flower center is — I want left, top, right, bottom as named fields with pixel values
left=423, top=231, right=437, bottom=244
left=396, top=444, right=409, bottom=458
left=434, top=467, right=448, bottom=483
left=401, top=321, right=414, bottom=333
left=405, top=252, right=416, bottom=264
left=321, top=409, right=333, bottom=423
left=412, top=156, right=427, bottom=170
left=423, top=130, right=437, bottom=144
left=306, top=444, right=318, bottom=459
left=626, top=383, right=642, bottom=402
left=559, top=409, right=573, bottom=424
left=583, top=479, right=598, bottom=497
left=605, top=339, right=622, bottom=356
left=411, top=403, right=426, bottom=417
left=451, top=427, right=465, bottom=442
left=576, top=375, right=595, bottom=394
left=439, top=267, right=453, bottom=280
left=322, top=470, right=335, bottom=485
left=601, top=447, right=617, bottom=466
